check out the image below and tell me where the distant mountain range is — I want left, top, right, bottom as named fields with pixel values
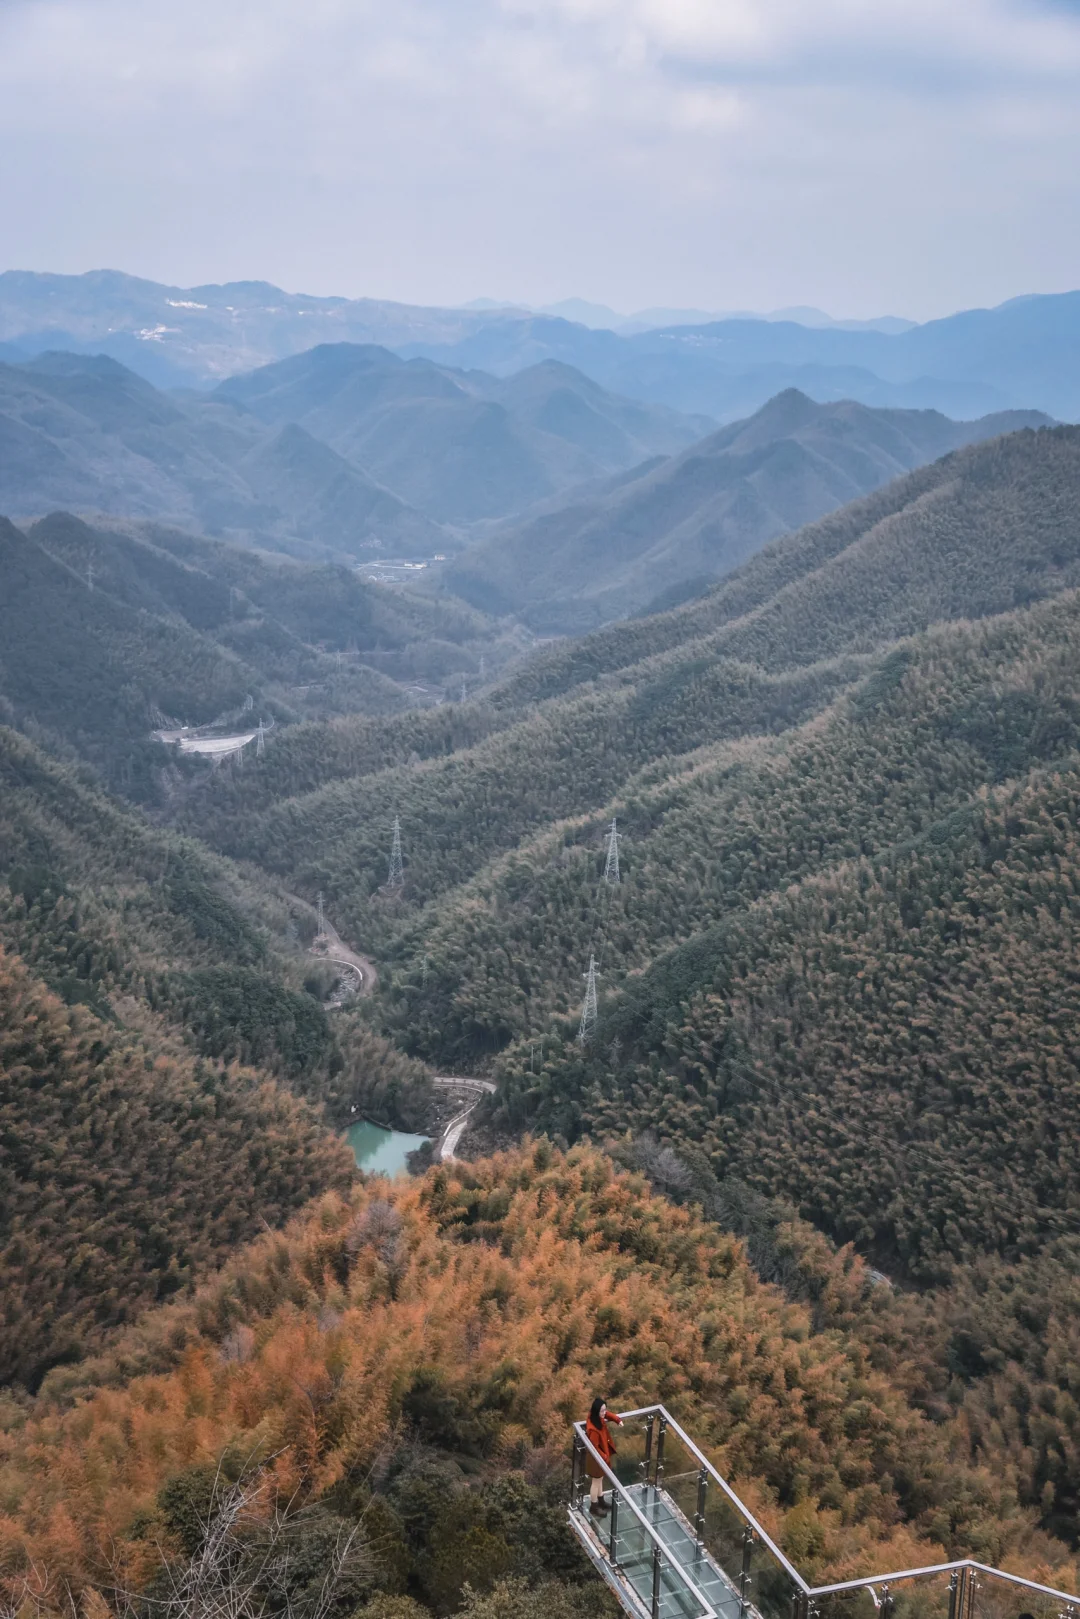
left=214, top=345, right=711, bottom=524
left=444, top=390, right=1053, bottom=631
left=465, top=296, right=917, bottom=335
left=2, top=269, right=1078, bottom=422
left=0, top=345, right=709, bottom=546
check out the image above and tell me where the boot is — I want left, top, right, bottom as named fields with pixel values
left=590, top=1497, right=609, bottom=1516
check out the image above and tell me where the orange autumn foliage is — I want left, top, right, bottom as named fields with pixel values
left=0, top=1145, right=1060, bottom=1603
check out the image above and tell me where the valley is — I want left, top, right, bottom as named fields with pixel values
left=2, top=334, right=1080, bottom=1619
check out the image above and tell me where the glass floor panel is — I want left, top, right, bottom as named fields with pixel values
left=572, top=1483, right=745, bottom=1619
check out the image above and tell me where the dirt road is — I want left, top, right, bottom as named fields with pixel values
left=433, top=1076, right=496, bottom=1160
left=285, top=892, right=379, bottom=996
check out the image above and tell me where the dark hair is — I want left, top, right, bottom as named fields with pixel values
left=589, top=1397, right=607, bottom=1427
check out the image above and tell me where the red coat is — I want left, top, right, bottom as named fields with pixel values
left=585, top=1411, right=623, bottom=1477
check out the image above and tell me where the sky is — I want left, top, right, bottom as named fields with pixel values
left=1, top=0, right=1079, bottom=320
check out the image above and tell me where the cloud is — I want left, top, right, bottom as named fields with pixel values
left=0, top=0, right=1078, bottom=317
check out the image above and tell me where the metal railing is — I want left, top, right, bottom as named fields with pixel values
left=573, top=1407, right=1080, bottom=1619
left=571, top=1418, right=719, bottom=1619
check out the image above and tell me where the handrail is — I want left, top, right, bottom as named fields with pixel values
left=571, top=1422, right=718, bottom=1619
left=617, top=1404, right=809, bottom=1593
left=605, top=1407, right=1080, bottom=1611
left=814, top=1561, right=1080, bottom=1605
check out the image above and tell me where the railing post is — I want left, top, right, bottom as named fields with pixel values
left=609, top=1488, right=620, bottom=1568
left=790, top=1590, right=806, bottom=1619
left=695, top=1465, right=709, bottom=1546
left=570, top=1433, right=581, bottom=1507
left=948, top=1569, right=963, bottom=1619
left=641, top=1412, right=655, bottom=1488
left=739, top=1525, right=754, bottom=1618
left=656, top=1414, right=668, bottom=1489
left=880, top=1585, right=892, bottom=1619
left=573, top=1434, right=589, bottom=1513
left=652, top=1543, right=663, bottom=1619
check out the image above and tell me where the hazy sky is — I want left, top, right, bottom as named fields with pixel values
left=1, top=0, right=1079, bottom=319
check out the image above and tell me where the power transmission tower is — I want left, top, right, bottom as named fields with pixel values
left=603, top=817, right=621, bottom=885
left=256, top=719, right=266, bottom=758
left=387, top=815, right=404, bottom=888
left=460, top=676, right=467, bottom=703
left=479, top=654, right=486, bottom=679
left=86, top=562, right=95, bottom=591
left=578, top=954, right=599, bottom=1046
left=244, top=693, right=254, bottom=711
left=316, top=891, right=325, bottom=938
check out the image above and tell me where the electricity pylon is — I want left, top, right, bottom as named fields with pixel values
left=256, top=719, right=266, bottom=758
left=578, top=954, right=599, bottom=1046
left=460, top=676, right=467, bottom=703
left=603, top=817, right=621, bottom=885
left=316, top=891, right=325, bottom=938
left=388, top=815, right=405, bottom=888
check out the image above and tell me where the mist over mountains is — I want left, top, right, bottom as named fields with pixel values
left=3, top=269, right=1079, bottom=423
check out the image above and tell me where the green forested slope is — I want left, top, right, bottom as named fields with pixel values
left=178, top=426, right=1080, bottom=1041
left=445, top=391, right=1051, bottom=630
left=186, top=653, right=860, bottom=941
left=0, top=351, right=446, bottom=557
left=0, top=511, right=511, bottom=800
left=495, top=424, right=1080, bottom=706
left=375, top=591, right=1080, bottom=1062
left=184, top=422, right=1080, bottom=839
left=0, top=945, right=353, bottom=1389
left=0, top=725, right=433, bottom=1386
left=0, top=723, right=430, bottom=1111
left=499, top=760, right=1080, bottom=1278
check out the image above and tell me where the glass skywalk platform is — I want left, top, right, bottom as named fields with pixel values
left=568, top=1479, right=745, bottom=1619
left=569, top=1405, right=1080, bottom=1619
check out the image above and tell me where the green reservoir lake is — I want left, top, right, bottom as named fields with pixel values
left=346, top=1119, right=430, bottom=1177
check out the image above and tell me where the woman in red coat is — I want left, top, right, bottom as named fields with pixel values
left=584, top=1396, right=623, bottom=1515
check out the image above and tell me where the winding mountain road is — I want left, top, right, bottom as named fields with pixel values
left=286, top=891, right=378, bottom=995
left=314, top=914, right=378, bottom=996
left=293, top=892, right=490, bottom=1159
left=433, top=1076, right=496, bottom=1161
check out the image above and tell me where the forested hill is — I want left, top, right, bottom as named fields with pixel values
left=0, top=351, right=444, bottom=559
left=1, top=1144, right=1073, bottom=1613
left=0, top=511, right=500, bottom=799
left=213, top=344, right=713, bottom=524
left=180, top=423, right=1080, bottom=921
left=0, top=724, right=431, bottom=1388
left=0, top=343, right=711, bottom=544
left=444, top=391, right=1051, bottom=631
left=163, top=419, right=1080, bottom=1544
left=495, top=422, right=1080, bottom=705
